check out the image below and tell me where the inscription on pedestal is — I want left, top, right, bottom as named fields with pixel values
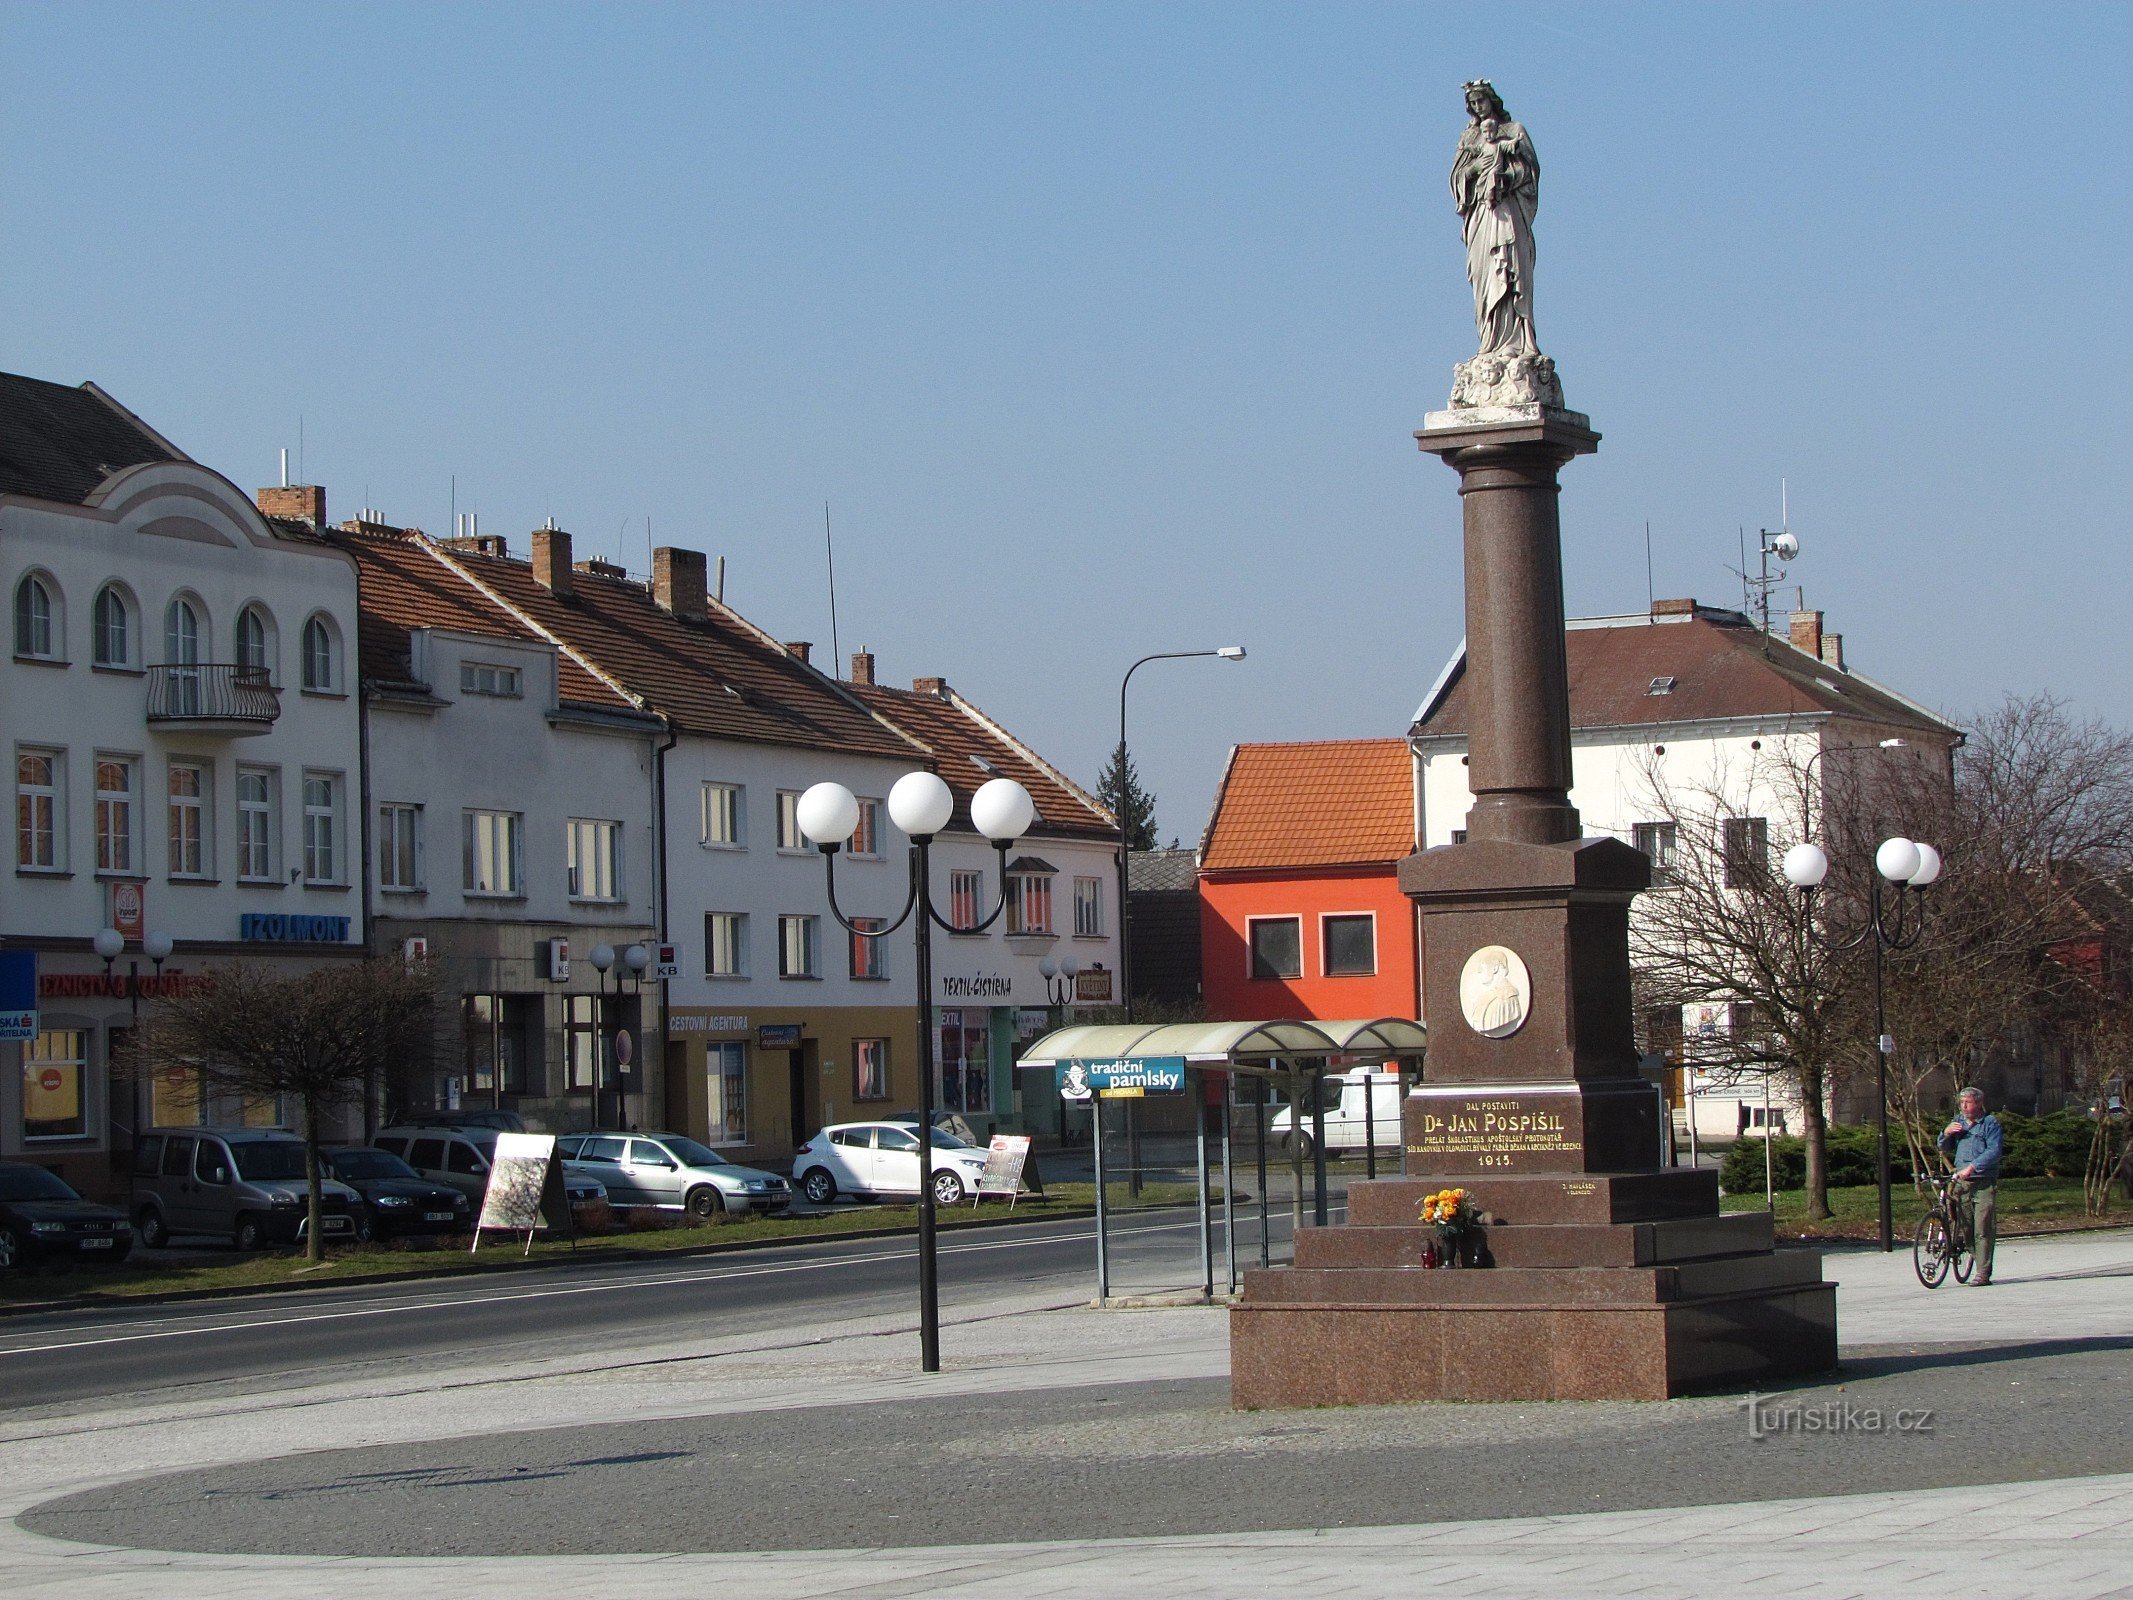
left=1408, top=1095, right=1580, bottom=1169
left=1403, top=1080, right=1662, bottom=1175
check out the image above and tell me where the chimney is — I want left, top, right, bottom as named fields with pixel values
left=257, top=485, right=326, bottom=527
left=653, top=547, right=708, bottom=621
left=1651, top=597, right=1696, bottom=618
left=850, top=649, right=875, bottom=686
left=912, top=676, right=946, bottom=697
left=1789, top=609, right=1824, bottom=658
left=531, top=526, right=573, bottom=598
left=785, top=640, right=812, bottom=664
left=1821, top=633, right=1846, bottom=672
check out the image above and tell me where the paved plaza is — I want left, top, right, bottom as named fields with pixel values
left=2, top=1228, right=2129, bottom=1597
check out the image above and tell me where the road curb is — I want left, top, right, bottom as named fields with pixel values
left=0, top=1200, right=1190, bottom=1319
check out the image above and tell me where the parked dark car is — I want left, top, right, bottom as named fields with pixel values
left=323, top=1148, right=472, bottom=1241
left=390, top=1109, right=527, bottom=1134
left=0, top=1161, right=133, bottom=1269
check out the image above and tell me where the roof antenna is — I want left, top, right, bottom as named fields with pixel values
left=280, top=448, right=289, bottom=488
left=1643, top=520, right=1655, bottom=621
left=824, top=501, right=843, bottom=675
left=298, top=415, right=304, bottom=484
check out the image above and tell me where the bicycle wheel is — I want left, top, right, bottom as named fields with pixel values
left=1954, top=1237, right=1976, bottom=1283
left=1913, top=1212, right=1951, bottom=1288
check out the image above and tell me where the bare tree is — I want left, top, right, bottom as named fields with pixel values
left=150, top=957, right=438, bottom=1261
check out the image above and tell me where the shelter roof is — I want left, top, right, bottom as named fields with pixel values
left=1017, top=1016, right=1426, bottom=1070
left=1198, top=739, right=1414, bottom=872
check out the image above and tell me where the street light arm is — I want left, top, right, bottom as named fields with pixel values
left=926, top=839, right=1014, bottom=935
left=818, top=846, right=921, bottom=938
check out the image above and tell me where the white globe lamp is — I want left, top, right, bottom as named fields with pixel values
left=888, top=771, right=955, bottom=839
left=93, top=927, right=124, bottom=962
left=797, top=781, right=861, bottom=846
left=1876, top=837, right=1921, bottom=885
left=971, top=777, right=1035, bottom=843
left=1908, top=842, right=1943, bottom=887
left=1781, top=842, right=1829, bottom=890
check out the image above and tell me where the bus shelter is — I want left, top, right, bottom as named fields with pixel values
left=1017, top=1017, right=1427, bottom=1301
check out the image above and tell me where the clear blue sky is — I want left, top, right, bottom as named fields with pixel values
left=7, top=3, right=2128, bottom=841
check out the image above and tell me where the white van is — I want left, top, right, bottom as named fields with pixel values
left=1267, top=1069, right=1406, bottom=1156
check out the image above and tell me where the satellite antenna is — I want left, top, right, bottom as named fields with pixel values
left=1741, top=479, right=1801, bottom=634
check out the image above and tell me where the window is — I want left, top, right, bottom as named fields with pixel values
left=1248, top=916, right=1303, bottom=980
left=301, top=615, right=338, bottom=691
left=1632, top=821, right=1679, bottom=886
left=235, top=607, right=271, bottom=675
left=854, top=1039, right=889, bottom=1102
left=1073, top=876, right=1104, bottom=936
left=466, top=994, right=531, bottom=1096
left=459, top=660, right=522, bottom=697
left=237, top=766, right=276, bottom=880
left=938, top=1009, right=991, bottom=1114
left=22, top=1028, right=88, bottom=1139
left=379, top=803, right=422, bottom=890
left=850, top=798, right=883, bottom=858
left=776, top=789, right=806, bottom=851
left=168, top=761, right=209, bottom=878
left=705, top=912, right=749, bottom=977
left=849, top=916, right=885, bottom=979
left=778, top=913, right=820, bottom=977
left=1322, top=913, right=1377, bottom=977
left=949, top=869, right=982, bottom=930
left=1722, top=816, right=1770, bottom=888
left=464, top=810, right=523, bottom=895
left=12, top=575, right=56, bottom=659
left=92, top=586, right=132, bottom=667
left=707, top=1041, right=747, bottom=1143
left=302, top=773, right=340, bottom=882
left=700, top=782, right=744, bottom=847
left=567, top=818, right=621, bottom=900
left=95, top=756, right=136, bottom=873
left=1007, top=873, right=1053, bottom=935
left=1451, top=828, right=1469, bottom=845
left=163, top=597, right=203, bottom=715
left=16, top=749, right=61, bottom=869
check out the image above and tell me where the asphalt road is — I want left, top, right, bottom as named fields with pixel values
left=26, top=1341, right=2133, bottom=1555
left=0, top=1203, right=1307, bottom=1414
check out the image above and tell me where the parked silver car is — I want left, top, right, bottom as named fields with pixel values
left=372, top=1126, right=609, bottom=1212
left=555, top=1132, right=791, bottom=1217
left=132, top=1129, right=360, bottom=1251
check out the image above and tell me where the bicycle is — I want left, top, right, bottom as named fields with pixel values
left=1913, top=1171, right=1977, bottom=1288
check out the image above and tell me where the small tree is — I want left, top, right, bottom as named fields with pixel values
left=1097, top=742, right=1158, bottom=853
left=150, top=957, right=438, bottom=1261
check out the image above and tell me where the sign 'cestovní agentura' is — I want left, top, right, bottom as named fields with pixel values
left=1410, top=1094, right=1583, bottom=1168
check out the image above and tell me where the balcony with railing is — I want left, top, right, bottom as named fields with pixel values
left=145, top=663, right=281, bottom=734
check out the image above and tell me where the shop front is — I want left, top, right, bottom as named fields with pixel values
left=664, top=1004, right=918, bottom=1163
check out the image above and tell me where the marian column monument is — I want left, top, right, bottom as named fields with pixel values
left=1229, top=84, right=1837, bottom=1404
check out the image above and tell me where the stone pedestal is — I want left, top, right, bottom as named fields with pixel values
left=1227, top=404, right=1837, bottom=1408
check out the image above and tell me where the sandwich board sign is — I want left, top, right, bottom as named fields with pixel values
left=471, top=1132, right=575, bottom=1255
left=973, top=1134, right=1033, bottom=1208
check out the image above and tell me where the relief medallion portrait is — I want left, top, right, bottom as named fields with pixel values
left=1458, top=944, right=1531, bottom=1038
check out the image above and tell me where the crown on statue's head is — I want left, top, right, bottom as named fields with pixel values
left=1462, top=79, right=1494, bottom=93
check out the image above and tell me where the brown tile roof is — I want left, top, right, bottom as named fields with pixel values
left=848, top=681, right=1115, bottom=839
left=337, top=526, right=634, bottom=710
left=1199, top=739, right=1415, bottom=872
left=1412, top=607, right=1959, bottom=742
left=419, top=539, right=918, bottom=758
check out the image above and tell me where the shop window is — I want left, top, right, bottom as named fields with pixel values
left=854, top=1038, right=889, bottom=1102
left=938, top=1008, right=991, bottom=1114
left=151, top=1061, right=204, bottom=1128
left=707, top=1041, right=747, bottom=1143
left=467, top=994, right=535, bottom=1097
left=1322, top=913, right=1376, bottom=977
left=22, top=1028, right=87, bottom=1139
left=1247, top=916, right=1302, bottom=980
left=564, top=994, right=602, bottom=1094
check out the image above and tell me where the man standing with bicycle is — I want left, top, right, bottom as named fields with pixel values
left=1941, top=1087, right=2004, bottom=1286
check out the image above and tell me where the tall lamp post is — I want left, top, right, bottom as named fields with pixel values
left=1782, top=835, right=1943, bottom=1252
left=798, top=770, right=1035, bottom=1373
left=587, top=942, right=649, bottom=1130
left=96, top=926, right=172, bottom=1139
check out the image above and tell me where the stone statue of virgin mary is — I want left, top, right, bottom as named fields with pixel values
left=1447, top=81, right=1563, bottom=410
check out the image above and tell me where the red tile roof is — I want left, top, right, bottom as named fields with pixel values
left=1199, top=739, right=1415, bottom=872
left=1413, top=607, right=1958, bottom=741
left=849, top=681, right=1115, bottom=840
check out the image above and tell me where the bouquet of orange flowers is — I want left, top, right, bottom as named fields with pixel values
left=1419, top=1187, right=1481, bottom=1255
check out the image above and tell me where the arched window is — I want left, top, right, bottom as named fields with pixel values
left=236, top=606, right=272, bottom=675
left=301, top=615, right=338, bottom=692
left=164, top=597, right=202, bottom=665
left=92, top=585, right=133, bottom=667
left=12, top=575, right=56, bottom=659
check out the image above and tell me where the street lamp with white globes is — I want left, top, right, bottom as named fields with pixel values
left=1037, top=953, right=1080, bottom=1008
left=586, top=941, right=650, bottom=1130
left=1783, top=832, right=1943, bottom=1252
left=798, top=768, right=1035, bottom=1373
left=96, top=926, right=174, bottom=1144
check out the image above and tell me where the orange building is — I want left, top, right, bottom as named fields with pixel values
left=1197, top=740, right=1420, bottom=1022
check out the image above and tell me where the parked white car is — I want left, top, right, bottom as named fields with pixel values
left=793, top=1122, right=993, bottom=1207
left=555, top=1132, right=791, bottom=1217
left=1268, top=1069, right=1405, bottom=1156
